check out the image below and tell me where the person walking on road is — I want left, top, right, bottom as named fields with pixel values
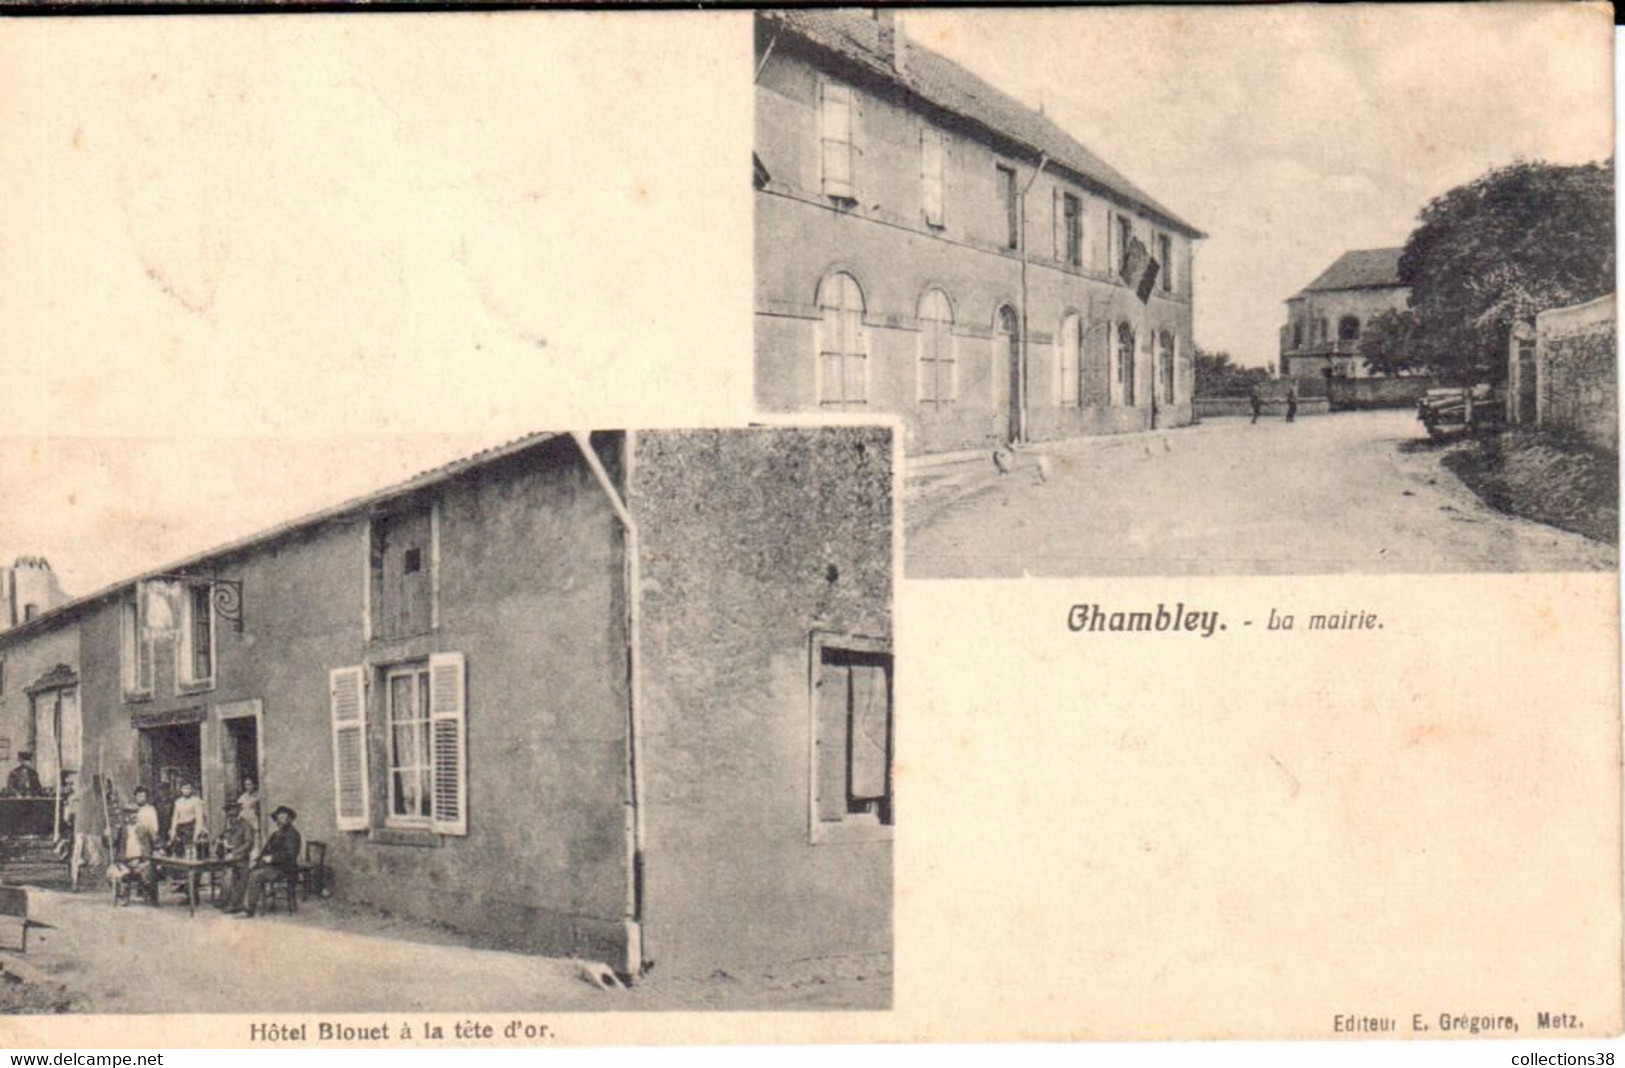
left=1248, top=384, right=1262, bottom=424
left=1285, top=383, right=1299, bottom=424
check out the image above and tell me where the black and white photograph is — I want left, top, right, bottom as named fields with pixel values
left=0, top=426, right=895, bottom=1013
left=751, top=7, right=1617, bottom=578
left=0, top=3, right=1620, bottom=1058
left=0, top=13, right=894, bottom=1019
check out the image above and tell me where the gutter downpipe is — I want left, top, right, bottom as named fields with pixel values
left=570, top=430, right=646, bottom=981
left=1018, top=153, right=1050, bottom=445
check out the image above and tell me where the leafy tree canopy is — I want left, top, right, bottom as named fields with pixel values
left=1194, top=347, right=1272, bottom=396
left=1400, top=158, right=1613, bottom=384
left=1358, top=308, right=1422, bottom=376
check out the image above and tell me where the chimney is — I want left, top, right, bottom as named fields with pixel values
left=874, top=10, right=905, bottom=74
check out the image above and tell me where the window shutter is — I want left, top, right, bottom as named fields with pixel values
left=330, top=666, right=369, bottom=831
left=428, top=651, right=468, bottom=837
left=1052, top=187, right=1063, bottom=261
left=855, top=310, right=871, bottom=404
left=820, top=82, right=854, bottom=200
left=921, top=129, right=944, bottom=227
left=849, top=91, right=863, bottom=201
left=814, top=661, right=848, bottom=823
left=848, top=663, right=890, bottom=804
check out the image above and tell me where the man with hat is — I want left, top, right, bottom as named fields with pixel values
left=6, top=752, right=42, bottom=796
left=215, top=800, right=255, bottom=912
left=235, top=804, right=301, bottom=918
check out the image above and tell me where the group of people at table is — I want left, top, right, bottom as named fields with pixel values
left=103, top=779, right=304, bottom=918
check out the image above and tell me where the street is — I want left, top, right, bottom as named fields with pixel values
left=8, top=886, right=889, bottom=1013
left=906, top=410, right=1616, bottom=578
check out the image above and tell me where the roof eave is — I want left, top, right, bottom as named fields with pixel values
left=764, top=12, right=1205, bottom=240
left=0, top=430, right=570, bottom=650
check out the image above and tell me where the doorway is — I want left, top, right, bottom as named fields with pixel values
left=221, top=715, right=260, bottom=800
left=139, top=722, right=203, bottom=797
left=997, top=305, right=1021, bottom=444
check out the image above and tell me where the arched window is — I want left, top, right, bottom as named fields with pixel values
left=817, top=273, right=867, bottom=409
left=1058, top=313, right=1082, bottom=407
left=1338, top=315, right=1361, bottom=342
left=1159, top=331, right=1176, bottom=405
left=917, top=289, right=956, bottom=408
left=1117, top=322, right=1137, bottom=406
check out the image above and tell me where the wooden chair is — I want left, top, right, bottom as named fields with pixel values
left=299, top=841, right=328, bottom=898
left=253, top=867, right=296, bottom=914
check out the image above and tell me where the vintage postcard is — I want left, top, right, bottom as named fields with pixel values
left=752, top=8, right=1616, bottom=580
left=0, top=2, right=1618, bottom=1051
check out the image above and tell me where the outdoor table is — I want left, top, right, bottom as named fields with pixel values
left=0, top=798, right=57, bottom=838
left=152, top=855, right=234, bottom=916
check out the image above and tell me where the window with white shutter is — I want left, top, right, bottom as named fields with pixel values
left=820, top=81, right=856, bottom=202
left=917, top=289, right=956, bottom=409
left=330, top=666, right=369, bottom=831
left=920, top=127, right=945, bottom=228
left=121, top=599, right=154, bottom=698
left=428, top=651, right=467, bottom=837
left=1058, top=313, right=1082, bottom=407
left=817, top=271, right=869, bottom=410
left=1117, top=322, right=1138, bottom=407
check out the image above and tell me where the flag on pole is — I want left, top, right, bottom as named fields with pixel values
left=1136, top=257, right=1161, bottom=304
left=1120, top=233, right=1160, bottom=304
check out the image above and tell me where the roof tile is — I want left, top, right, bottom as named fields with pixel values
left=1299, top=248, right=1406, bottom=293
left=763, top=9, right=1204, bottom=239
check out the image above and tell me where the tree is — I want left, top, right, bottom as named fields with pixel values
left=1358, top=309, right=1420, bottom=376
left=1400, top=159, right=1613, bottom=384
left=1194, top=346, right=1271, bottom=396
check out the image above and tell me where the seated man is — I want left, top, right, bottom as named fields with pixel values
left=6, top=752, right=42, bottom=797
left=109, top=805, right=157, bottom=905
left=216, top=802, right=254, bottom=911
left=233, top=805, right=301, bottom=918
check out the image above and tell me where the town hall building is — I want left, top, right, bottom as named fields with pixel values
left=754, top=9, right=1206, bottom=455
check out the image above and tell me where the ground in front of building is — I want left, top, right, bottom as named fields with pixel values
left=1437, top=427, right=1618, bottom=547
left=2, top=882, right=889, bottom=1014
left=906, top=409, right=1616, bottom=577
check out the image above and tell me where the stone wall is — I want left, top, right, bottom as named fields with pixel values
left=1537, top=295, right=1617, bottom=452
left=632, top=427, right=893, bottom=971
left=1327, top=376, right=1439, bottom=411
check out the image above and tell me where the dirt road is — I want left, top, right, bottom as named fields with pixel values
left=12, top=887, right=888, bottom=1014
left=906, top=410, right=1615, bottom=578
